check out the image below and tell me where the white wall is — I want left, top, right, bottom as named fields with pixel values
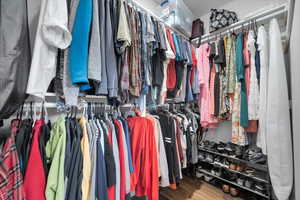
left=290, top=0, right=300, bottom=199
left=133, top=0, right=162, bottom=17
left=199, top=0, right=288, bottom=33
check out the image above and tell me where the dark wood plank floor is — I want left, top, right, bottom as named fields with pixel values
left=159, top=177, right=242, bottom=200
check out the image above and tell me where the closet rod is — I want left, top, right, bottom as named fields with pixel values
left=193, top=4, right=287, bottom=44
left=130, top=0, right=190, bottom=41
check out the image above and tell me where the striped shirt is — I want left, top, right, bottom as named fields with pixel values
left=0, top=120, right=26, bottom=200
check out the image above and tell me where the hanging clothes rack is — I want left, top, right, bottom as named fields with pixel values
left=192, top=4, right=288, bottom=44
left=130, top=0, right=191, bottom=40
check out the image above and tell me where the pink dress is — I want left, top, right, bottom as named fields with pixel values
left=243, top=33, right=258, bottom=133
left=198, top=43, right=218, bottom=128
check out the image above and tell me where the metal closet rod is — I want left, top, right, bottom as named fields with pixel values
left=130, top=0, right=190, bottom=41
left=193, top=4, right=288, bottom=44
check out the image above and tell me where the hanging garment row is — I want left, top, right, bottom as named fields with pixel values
left=0, top=102, right=202, bottom=200
left=0, top=0, right=201, bottom=120
left=24, top=0, right=197, bottom=106
left=195, top=20, right=270, bottom=148
left=196, top=18, right=293, bottom=200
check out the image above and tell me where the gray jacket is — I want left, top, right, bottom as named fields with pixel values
left=0, top=0, right=31, bottom=119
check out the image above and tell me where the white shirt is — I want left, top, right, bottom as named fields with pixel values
left=26, top=0, right=72, bottom=98
left=247, top=30, right=260, bottom=120
left=155, top=118, right=170, bottom=187
left=256, top=26, right=269, bottom=154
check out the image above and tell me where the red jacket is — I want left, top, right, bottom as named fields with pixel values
left=107, top=125, right=116, bottom=200
left=166, top=28, right=177, bottom=90
left=127, top=117, right=159, bottom=200
left=24, top=120, right=46, bottom=200
left=114, top=120, right=126, bottom=200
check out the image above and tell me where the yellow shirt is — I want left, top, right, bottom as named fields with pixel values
left=80, top=117, right=92, bottom=200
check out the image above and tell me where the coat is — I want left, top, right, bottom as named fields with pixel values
left=0, top=0, right=31, bottom=119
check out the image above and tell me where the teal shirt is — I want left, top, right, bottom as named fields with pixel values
left=236, top=33, right=249, bottom=127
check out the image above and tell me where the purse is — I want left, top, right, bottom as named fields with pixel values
left=209, top=9, right=238, bottom=33
left=190, top=18, right=204, bottom=47
left=191, top=18, right=204, bottom=40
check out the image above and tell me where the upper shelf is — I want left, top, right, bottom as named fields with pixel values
left=192, top=4, right=288, bottom=44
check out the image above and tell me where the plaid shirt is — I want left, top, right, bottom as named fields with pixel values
left=0, top=120, right=26, bottom=200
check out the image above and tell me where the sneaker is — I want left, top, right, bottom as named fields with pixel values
left=217, top=142, right=226, bottom=152
left=230, top=187, right=239, bottom=197
left=229, top=163, right=237, bottom=171
left=237, top=177, right=245, bottom=186
left=245, top=179, right=254, bottom=189
left=198, top=152, right=206, bottom=161
left=205, top=154, right=214, bottom=163
left=254, top=183, right=267, bottom=193
left=222, top=184, right=230, bottom=194
left=213, top=156, right=222, bottom=166
left=204, top=175, right=214, bottom=182
left=196, top=171, right=204, bottom=178
left=215, top=168, right=222, bottom=177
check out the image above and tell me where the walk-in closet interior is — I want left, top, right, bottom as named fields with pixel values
left=0, top=0, right=299, bottom=199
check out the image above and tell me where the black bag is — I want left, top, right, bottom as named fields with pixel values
left=209, top=9, right=238, bottom=33
left=190, top=18, right=204, bottom=47
left=191, top=18, right=204, bottom=40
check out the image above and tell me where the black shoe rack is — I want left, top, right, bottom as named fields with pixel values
left=197, top=147, right=273, bottom=199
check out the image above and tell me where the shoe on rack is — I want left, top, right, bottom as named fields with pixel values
left=217, top=142, right=226, bottom=153
left=229, top=163, right=237, bottom=171
left=215, top=168, right=222, bottom=177
left=205, top=154, right=214, bottom=163
left=207, top=141, right=218, bottom=151
left=244, top=168, right=255, bottom=176
left=198, top=152, right=206, bottom=161
left=222, top=184, right=230, bottom=194
left=204, top=175, right=214, bottom=182
left=243, top=146, right=263, bottom=161
left=211, top=168, right=217, bottom=176
left=230, top=187, right=239, bottom=197
left=249, top=154, right=267, bottom=165
left=203, top=140, right=211, bottom=149
left=223, top=159, right=230, bottom=168
left=196, top=171, right=204, bottom=179
left=235, top=145, right=244, bottom=158
left=237, top=177, right=245, bottom=186
left=236, top=164, right=245, bottom=172
left=254, top=183, right=267, bottom=193
left=213, top=156, right=222, bottom=166
left=224, top=143, right=235, bottom=155
left=245, top=179, right=254, bottom=189
left=222, top=170, right=237, bottom=182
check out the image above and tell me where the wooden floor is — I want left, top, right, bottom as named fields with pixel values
left=159, top=177, right=242, bottom=200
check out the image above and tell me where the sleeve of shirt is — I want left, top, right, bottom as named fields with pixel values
left=117, top=0, right=132, bottom=47
left=172, top=33, right=182, bottom=61
left=41, top=0, right=72, bottom=49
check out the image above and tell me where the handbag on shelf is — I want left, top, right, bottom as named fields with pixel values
left=190, top=18, right=204, bottom=47
left=209, top=9, right=238, bottom=33
left=191, top=18, right=204, bottom=39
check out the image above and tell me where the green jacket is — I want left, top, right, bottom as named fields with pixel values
left=45, top=115, right=66, bottom=200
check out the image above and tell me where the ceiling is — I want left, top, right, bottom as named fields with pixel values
left=152, top=0, right=235, bottom=17
left=183, top=0, right=235, bottom=17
